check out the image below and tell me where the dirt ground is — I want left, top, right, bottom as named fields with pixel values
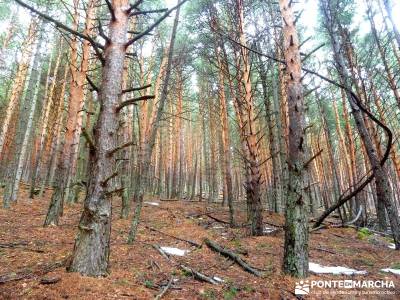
left=0, top=186, right=399, bottom=299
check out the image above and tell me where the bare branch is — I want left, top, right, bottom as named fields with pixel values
left=15, top=0, right=104, bottom=50
left=106, top=141, right=135, bottom=157
left=116, top=95, right=155, bottom=112
left=121, top=83, right=151, bottom=94
left=81, top=128, right=96, bottom=151
left=129, top=8, right=168, bottom=17
left=127, top=0, right=144, bottom=15
left=126, top=0, right=190, bottom=47
left=104, top=0, right=116, bottom=22
left=98, top=21, right=110, bottom=44
left=86, top=75, right=99, bottom=92
left=303, top=149, right=323, bottom=169
left=101, top=172, right=118, bottom=187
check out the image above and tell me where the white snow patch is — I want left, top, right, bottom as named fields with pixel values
left=381, top=268, right=400, bottom=275
left=264, top=226, right=276, bottom=234
left=309, top=262, right=367, bottom=275
left=388, top=243, right=396, bottom=249
left=213, top=225, right=225, bottom=229
left=160, top=247, right=189, bottom=256
left=213, top=276, right=224, bottom=283
left=144, top=202, right=160, bottom=206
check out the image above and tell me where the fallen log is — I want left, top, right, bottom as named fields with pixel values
left=145, top=225, right=202, bottom=248
left=205, top=214, right=230, bottom=224
left=204, top=239, right=263, bottom=277
left=179, top=265, right=219, bottom=285
left=40, top=276, right=61, bottom=284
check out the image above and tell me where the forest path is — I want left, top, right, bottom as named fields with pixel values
left=0, top=186, right=399, bottom=299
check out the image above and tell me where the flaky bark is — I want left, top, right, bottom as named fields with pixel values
left=68, top=0, right=130, bottom=275
left=279, top=0, right=309, bottom=277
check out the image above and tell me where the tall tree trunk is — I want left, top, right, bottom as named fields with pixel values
left=127, top=0, right=182, bottom=243
left=0, top=17, right=38, bottom=160
left=279, top=0, right=309, bottom=277
left=68, top=0, right=130, bottom=275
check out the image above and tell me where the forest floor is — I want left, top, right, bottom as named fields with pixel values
left=0, top=186, right=399, bottom=299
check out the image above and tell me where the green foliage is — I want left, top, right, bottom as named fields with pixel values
left=357, top=227, right=372, bottom=240
left=144, top=279, right=154, bottom=289
left=223, top=286, right=238, bottom=300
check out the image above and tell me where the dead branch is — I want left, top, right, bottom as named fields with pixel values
left=15, top=0, right=105, bottom=63
left=126, top=0, right=190, bottom=47
left=303, top=149, right=323, bottom=169
left=154, top=277, right=173, bottom=300
left=144, top=225, right=201, bottom=248
left=122, top=83, right=152, bottom=94
left=107, top=141, right=135, bottom=157
left=116, top=95, right=155, bottom=112
left=179, top=265, right=219, bottom=285
left=105, top=187, right=125, bottom=196
left=204, top=239, right=263, bottom=277
left=301, top=43, right=325, bottom=62
left=130, top=8, right=168, bottom=17
left=86, top=75, right=99, bottom=92
left=104, top=0, right=116, bottom=22
left=100, top=172, right=118, bottom=187
left=127, top=0, right=144, bottom=14
left=40, top=276, right=61, bottom=284
left=205, top=213, right=229, bottom=224
left=0, top=258, right=67, bottom=284
left=152, top=244, right=170, bottom=262
left=81, top=128, right=97, bottom=151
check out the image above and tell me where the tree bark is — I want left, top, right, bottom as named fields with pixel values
left=279, top=0, right=309, bottom=277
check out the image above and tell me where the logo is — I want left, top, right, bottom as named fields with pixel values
left=294, top=280, right=396, bottom=296
left=295, top=280, right=310, bottom=295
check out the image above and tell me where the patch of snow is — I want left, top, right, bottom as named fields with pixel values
left=263, top=226, right=276, bottom=234
left=160, top=247, right=189, bottom=256
left=388, top=243, right=396, bottom=249
left=144, top=202, right=160, bottom=206
left=213, top=276, right=224, bottom=283
left=213, top=225, right=225, bottom=229
left=309, top=262, right=367, bottom=275
left=381, top=268, right=400, bottom=275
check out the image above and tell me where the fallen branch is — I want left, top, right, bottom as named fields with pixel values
left=154, top=277, right=173, bottom=300
left=204, top=239, right=263, bottom=277
left=152, top=244, right=170, bottom=262
left=0, top=258, right=67, bottom=284
left=145, top=225, right=202, bottom=248
left=0, top=241, right=45, bottom=253
left=179, top=265, right=219, bottom=285
left=205, top=214, right=229, bottom=224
